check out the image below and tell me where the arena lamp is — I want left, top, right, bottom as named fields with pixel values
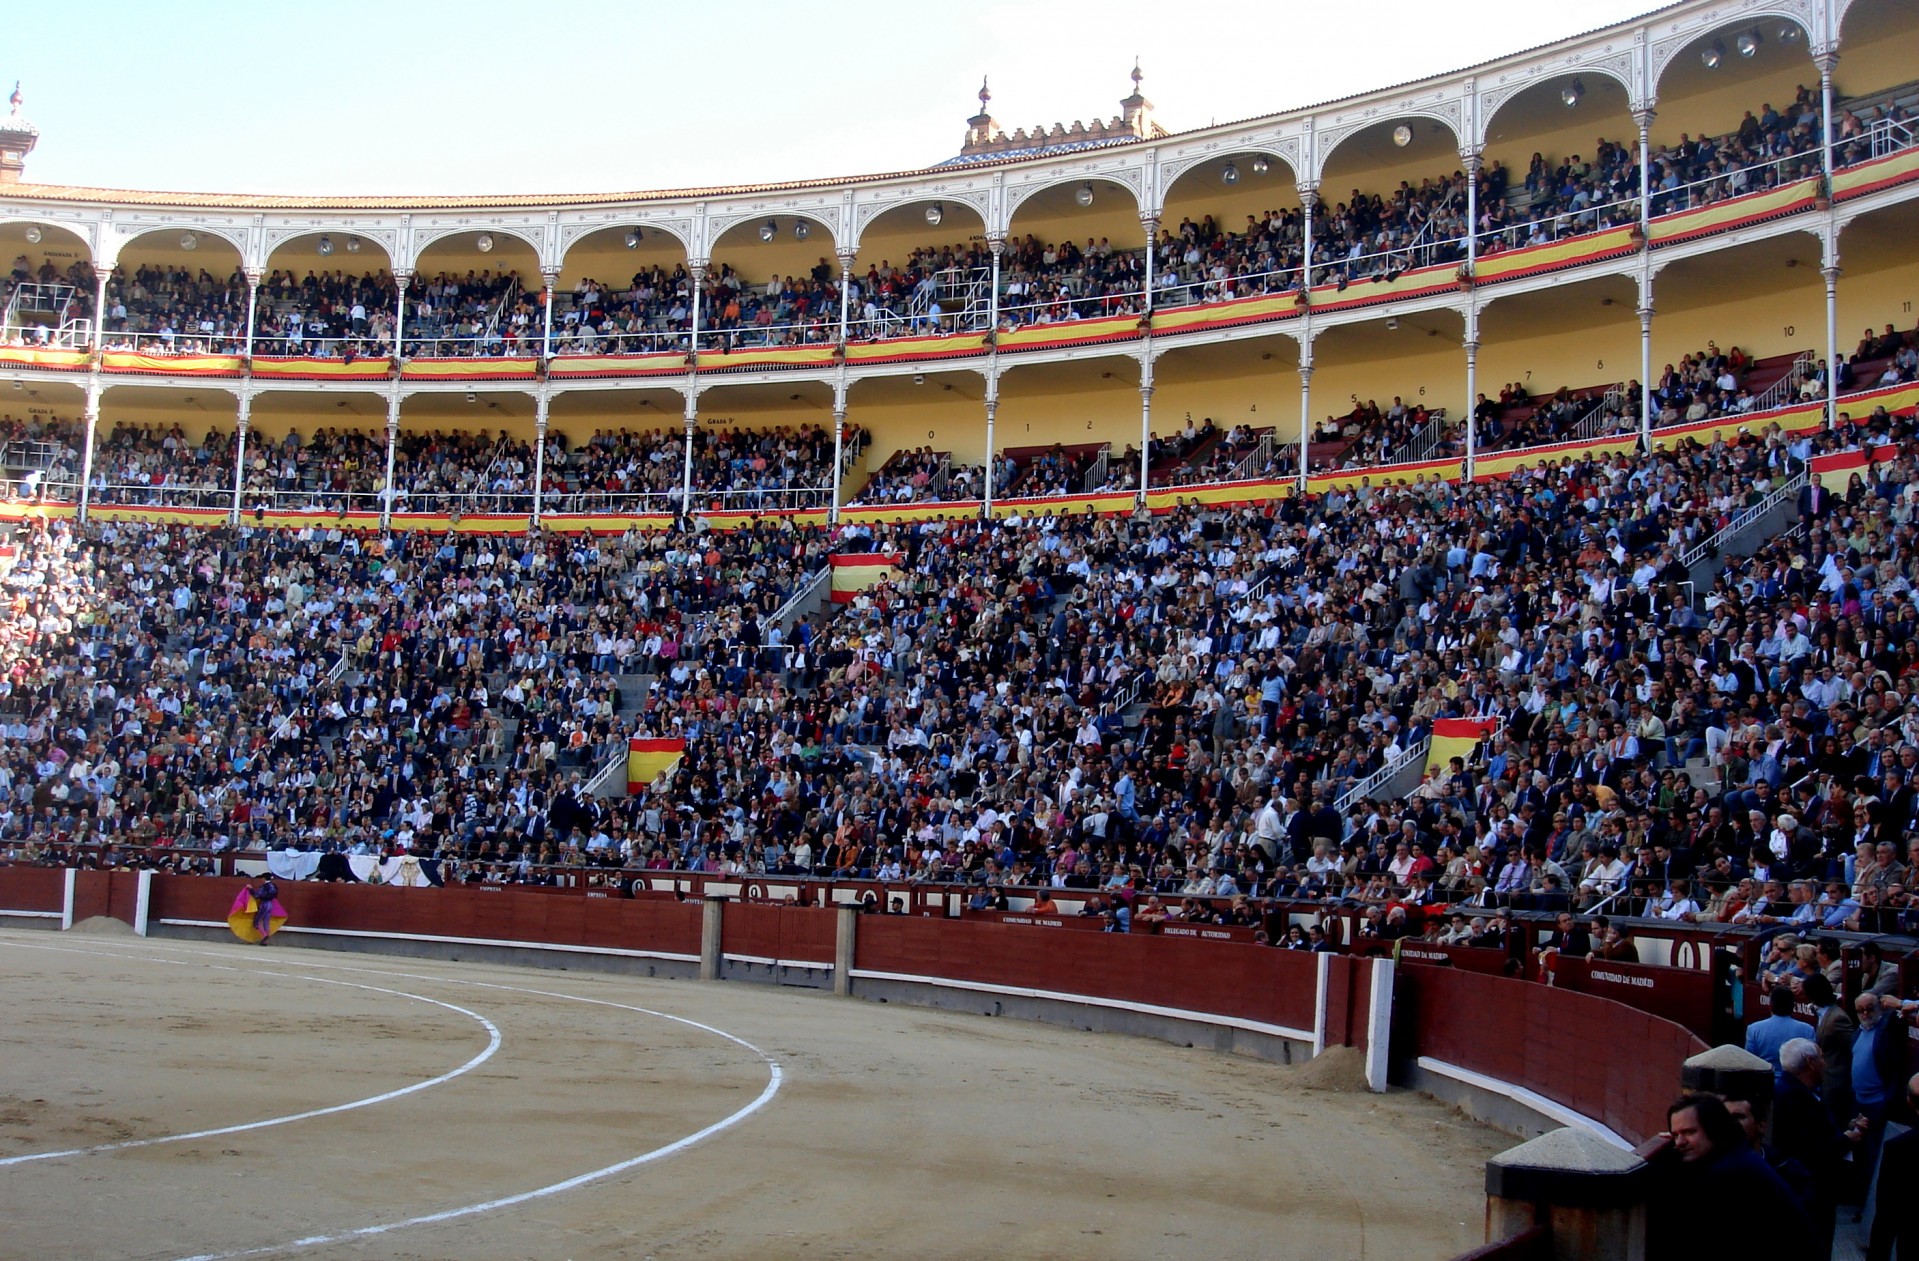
left=1392, top=124, right=1414, bottom=147
left=759, top=221, right=777, bottom=242
left=925, top=204, right=943, bottom=226
left=1777, top=22, right=1803, bottom=44
left=1250, top=156, right=1270, bottom=176
left=180, top=232, right=199, bottom=251
left=1561, top=80, right=1585, bottom=108
left=794, top=221, right=811, bottom=241
left=1075, top=183, right=1095, bottom=207
left=623, top=230, right=641, bottom=249
left=1222, top=162, right=1240, bottom=185
left=1736, top=29, right=1762, bottom=57
left=476, top=233, right=495, bottom=253
left=23, top=225, right=40, bottom=244
left=1700, top=39, right=1725, bottom=69
left=345, top=236, right=362, bottom=254
left=317, top=235, right=335, bottom=256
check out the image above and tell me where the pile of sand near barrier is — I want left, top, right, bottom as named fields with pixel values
left=66, top=916, right=139, bottom=937
left=1292, top=1045, right=1372, bottom=1092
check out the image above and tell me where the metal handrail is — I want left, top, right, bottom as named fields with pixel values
left=1678, top=468, right=1805, bottom=567
left=1335, top=737, right=1431, bottom=812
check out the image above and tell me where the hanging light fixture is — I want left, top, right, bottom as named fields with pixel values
left=1392, top=124, right=1414, bottom=147
left=476, top=233, right=496, bottom=252
left=925, top=204, right=944, bottom=226
left=1250, top=156, right=1270, bottom=176
left=22, top=226, right=40, bottom=244
left=759, top=221, right=777, bottom=242
left=1074, top=182, right=1095, bottom=207
left=1777, top=21, right=1803, bottom=45
left=317, top=235, right=335, bottom=256
left=1561, top=79, right=1585, bottom=108
left=1736, top=29, right=1762, bottom=57
left=345, top=236, right=363, bottom=254
left=794, top=220, right=811, bottom=241
left=623, top=229, right=641, bottom=249
left=1222, top=162, right=1241, bottom=185
left=180, top=232, right=199, bottom=251
left=1701, top=39, right=1726, bottom=69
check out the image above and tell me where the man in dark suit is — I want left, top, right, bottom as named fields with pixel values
left=1773, top=1038, right=1867, bottom=1256
left=1799, top=473, right=1834, bottom=525
left=1868, top=1074, right=1919, bottom=1261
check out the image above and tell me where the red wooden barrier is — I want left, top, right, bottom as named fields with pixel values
left=1400, top=966, right=1706, bottom=1145
left=720, top=901, right=836, bottom=965
left=0, top=866, right=66, bottom=914
left=853, top=913, right=1321, bottom=1036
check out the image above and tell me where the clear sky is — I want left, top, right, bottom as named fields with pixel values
left=8, top=0, right=1666, bottom=196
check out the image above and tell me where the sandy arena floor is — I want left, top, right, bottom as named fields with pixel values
left=0, top=924, right=1506, bottom=1260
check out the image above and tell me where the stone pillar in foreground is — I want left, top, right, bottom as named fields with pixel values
left=1484, top=1128, right=1652, bottom=1261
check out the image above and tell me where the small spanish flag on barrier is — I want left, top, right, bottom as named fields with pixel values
left=829, top=552, right=902, bottom=603
left=628, top=737, right=686, bottom=792
left=1425, top=717, right=1501, bottom=775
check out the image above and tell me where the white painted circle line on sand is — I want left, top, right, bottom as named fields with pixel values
left=0, top=937, right=502, bottom=1168
left=0, top=930, right=786, bottom=1261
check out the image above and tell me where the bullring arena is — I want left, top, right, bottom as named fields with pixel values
left=4, top=0, right=1919, bottom=1257
left=0, top=917, right=1501, bottom=1261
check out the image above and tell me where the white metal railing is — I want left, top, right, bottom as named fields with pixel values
left=765, top=565, right=830, bottom=634
left=1315, top=219, right=1464, bottom=285
left=1226, top=431, right=1276, bottom=483
left=1860, top=115, right=1916, bottom=163
left=1475, top=190, right=1639, bottom=256
left=1679, top=468, right=1805, bottom=568
left=1, top=439, right=72, bottom=471
left=1752, top=352, right=1817, bottom=414
left=1570, top=388, right=1629, bottom=441
left=1335, top=736, right=1431, bottom=812
left=102, top=329, right=246, bottom=356
left=998, top=283, right=1146, bottom=328
left=90, top=480, right=231, bottom=509
left=1651, top=148, right=1821, bottom=217
left=1082, top=444, right=1112, bottom=493
left=1382, top=414, right=1447, bottom=466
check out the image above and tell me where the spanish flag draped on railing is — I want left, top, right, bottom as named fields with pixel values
left=1425, top=717, right=1501, bottom=775
left=627, top=738, right=686, bottom=792
left=829, top=552, right=902, bottom=603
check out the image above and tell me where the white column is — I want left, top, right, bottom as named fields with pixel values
left=1638, top=287, right=1655, bottom=451
left=1462, top=147, right=1481, bottom=278
left=90, top=261, right=110, bottom=352
left=680, top=388, right=698, bottom=518
left=1464, top=306, right=1480, bottom=483
left=830, top=377, right=848, bottom=524
left=687, top=260, right=706, bottom=360
left=241, top=268, right=261, bottom=360
left=983, top=370, right=999, bottom=514
left=1820, top=52, right=1840, bottom=431
left=1635, top=108, right=1654, bottom=230
left=231, top=390, right=250, bottom=526
left=988, top=237, right=1003, bottom=334
left=1299, top=182, right=1317, bottom=294
left=1140, top=213, right=1159, bottom=315
left=1137, top=353, right=1154, bottom=504
left=77, top=374, right=102, bottom=523
left=837, top=248, right=855, bottom=345
left=532, top=388, right=549, bottom=525
left=380, top=394, right=400, bottom=529
left=541, top=269, right=558, bottom=361
left=1297, top=357, right=1314, bottom=495
left=391, top=270, right=412, bottom=359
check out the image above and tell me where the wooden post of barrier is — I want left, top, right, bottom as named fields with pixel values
left=834, top=904, right=857, bottom=996
left=1483, top=1128, right=1652, bottom=1261
left=700, top=896, right=724, bottom=981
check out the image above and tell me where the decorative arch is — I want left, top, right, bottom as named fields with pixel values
left=848, top=192, right=992, bottom=259
left=556, top=216, right=696, bottom=267
left=0, top=215, right=94, bottom=258
left=110, top=222, right=250, bottom=267
left=1478, top=60, right=1641, bottom=144
left=1315, top=104, right=1470, bottom=183
left=1649, top=7, right=1820, bottom=100
left=1158, top=145, right=1302, bottom=212
left=1001, top=170, right=1146, bottom=233
left=704, top=207, right=844, bottom=257
left=407, top=223, right=545, bottom=270
left=261, top=228, right=397, bottom=272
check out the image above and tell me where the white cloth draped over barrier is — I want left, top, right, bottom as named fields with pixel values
left=268, top=850, right=442, bottom=886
